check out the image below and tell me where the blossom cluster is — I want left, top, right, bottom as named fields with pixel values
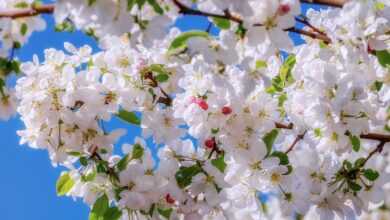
left=1, top=0, right=390, bottom=220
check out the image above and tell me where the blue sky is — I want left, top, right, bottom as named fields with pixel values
left=0, top=3, right=323, bottom=220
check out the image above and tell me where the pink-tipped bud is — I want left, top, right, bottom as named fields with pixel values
left=278, top=4, right=291, bottom=16
left=204, top=138, right=215, bottom=149
left=165, top=194, right=175, bottom=204
left=190, top=96, right=209, bottom=110
left=221, top=106, right=232, bottom=115
left=196, top=99, right=209, bottom=110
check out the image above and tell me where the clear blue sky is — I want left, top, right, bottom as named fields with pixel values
left=0, top=3, right=322, bottom=220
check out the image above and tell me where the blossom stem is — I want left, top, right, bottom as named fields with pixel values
left=361, top=141, right=386, bottom=166
left=285, top=130, right=307, bottom=154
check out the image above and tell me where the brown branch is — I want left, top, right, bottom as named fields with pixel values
left=361, top=141, right=386, bottom=166
left=295, top=17, right=326, bottom=36
left=278, top=124, right=390, bottom=155
left=275, top=122, right=294, bottom=129
left=0, top=4, right=54, bottom=19
left=172, top=0, right=242, bottom=23
left=285, top=130, right=307, bottom=154
left=301, top=0, right=347, bottom=7
left=286, top=27, right=331, bottom=44
left=172, top=0, right=332, bottom=43
left=0, top=1, right=332, bottom=43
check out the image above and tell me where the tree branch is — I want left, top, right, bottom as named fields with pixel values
left=301, top=0, right=347, bottom=7
left=0, top=4, right=54, bottom=19
left=286, top=27, right=331, bottom=43
left=172, top=0, right=332, bottom=43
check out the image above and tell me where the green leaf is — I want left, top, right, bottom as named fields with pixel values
left=349, top=134, right=361, bottom=152
left=279, top=54, right=296, bottom=87
left=103, top=207, right=122, bottom=220
left=363, top=169, right=380, bottom=181
left=56, top=172, right=75, bottom=196
left=175, top=165, right=202, bottom=188
left=116, top=110, right=141, bottom=125
left=343, top=160, right=353, bottom=171
left=14, top=2, right=29, bottom=8
left=263, top=129, right=279, bottom=156
left=255, top=60, right=268, bottom=69
left=372, top=81, right=383, bottom=92
left=150, top=64, right=169, bottom=75
left=375, top=2, right=385, bottom=10
left=96, top=160, right=109, bottom=173
left=127, top=0, right=136, bottom=10
left=348, top=181, right=362, bottom=192
left=376, top=50, right=390, bottom=68
left=270, top=151, right=289, bottom=165
left=284, top=165, right=293, bottom=175
left=116, top=154, right=130, bottom=171
left=90, top=194, right=109, bottom=218
left=354, top=158, right=365, bottom=168
left=80, top=156, right=88, bottom=166
left=168, top=31, right=209, bottom=55
left=147, top=0, right=164, bottom=14
left=319, top=41, right=328, bottom=49
left=155, top=73, right=169, bottom=82
left=67, top=151, right=81, bottom=157
left=55, top=21, right=75, bottom=32
left=212, top=17, right=231, bottom=30
left=211, top=155, right=227, bottom=173
left=82, top=171, right=97, bottom=182
left=132, top=143, right=144, bottom=159
left=20, top=23, right=28, bottom=36
left=136, top=0, right=147, bottom=9
left=157, top=208, right=173, bottom=219
left=87, top=0, right=97, bottom=6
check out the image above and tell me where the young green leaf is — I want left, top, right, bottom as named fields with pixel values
left=349, top=134, right=361, bottom=152
left=157, top=207, right=173, bottom=219
left=279, top=54, right=296, bottom=87
left=90, top=194, right=109, bottom=218
left=175, top=164, right=202, bottom=188
left=270, top=151, right=289, bottom=165
left=103, top=207, right=122, bottom=220
left=56, top=172, right=75, bottom=196
left=116, top=154, right=130, bottom=171
left=375, top=50, right=390, bottom=68
left=147, top=0, right=164, bottom=14
left=132, top=143, right=144, bottom=159
left=20, top=23, right=28, bottom=36
left=116, top=110, right=141, bottom=125
left=263, top=129, right=279, bottom=156
left=363, top=169, right=380, bottom=181
left=168, top=31, right=209, bottom=55
left=211, top=155, right=227, bottom=173
left=212, top=17, right=231, bottom=30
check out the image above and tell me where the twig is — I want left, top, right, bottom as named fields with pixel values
left=172, top=0, right=332, bottom=43
left=285, top=130, right=307, bottom=154
left=361, top=141, right=386, bottom=166
left=0, top=4, right=54, bottom=18
left=286, top=27, right=331, bottom=43
left=301, top=0, right=346, bottom=7
left=295, top=16, right=326, bottom=36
